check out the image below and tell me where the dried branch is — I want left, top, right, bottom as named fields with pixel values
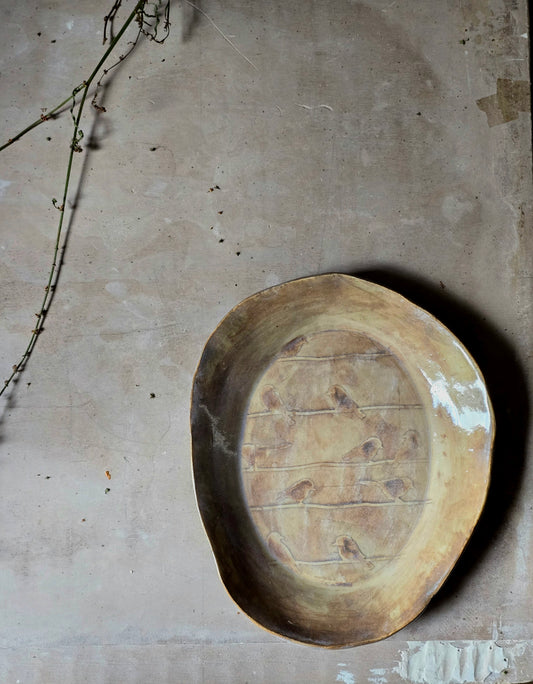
left=0, top=0, right=171, bottom=397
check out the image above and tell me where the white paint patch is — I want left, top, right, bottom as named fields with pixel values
left=394, top=641, right=526, bottom=683
left=452, top=377, right=491, bottom=432
left=66, top=20, right=74, bottom=30
left=336, top=669, right=355, bottom=684
left=427, top=373, right=460, bottom=423
left=369, top=667, right=388, bottom=684
left=420, top=363, right=490, bottom=434
left=0, top=179, right=11, bottom=198
left=491, top=617, right=501, bottom=641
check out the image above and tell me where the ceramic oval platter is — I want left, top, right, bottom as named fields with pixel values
left=191, top=274, right=494, bottom=647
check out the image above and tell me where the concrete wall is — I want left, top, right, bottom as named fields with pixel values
left=0, top=0, right=531, bottom=681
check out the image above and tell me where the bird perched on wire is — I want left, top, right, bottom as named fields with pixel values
left=267, top=532, right=300, bottom=574
left=379, top=477, right=414, bottom=501
left=261, top=384, right=284, bottom=411
left=277, top=478, right=316, bottom=504
left=327, top=385, right=366, bottom=419
left=394, top=429, right=421, bottom=461
left=334, top=535, right=374, bottom=568
left=241, top=443, right=256, bottom=470
left=280, top=335, right=307, bottom=357
left=341, top=436, right=383, bottom=462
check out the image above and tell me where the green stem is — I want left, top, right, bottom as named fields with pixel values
left=1, top=0, right=148, bottom=396
left=0, top=88, right=83, bottom=152
left=0, top=0, right=146, bottom=153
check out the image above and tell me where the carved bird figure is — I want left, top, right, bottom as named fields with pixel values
left=342, top=436, right=383, bottom=462
left=334, top=535, right=374, bottom=568
left=327, top=385, right=366, bottom=419
left=267, top=532, right=300, bottom=574
left=261, top=384, right=284, bottom=411
left=277, top=478, right=316, bottom=504
left=394, top=429, right=421, bottom=461
left=380, top=477, right=413, bottom=500
left=280, top=335, right=307, bottom=357
left=241, top=443, right=255, bottom=470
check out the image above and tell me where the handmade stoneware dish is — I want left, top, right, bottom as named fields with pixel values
left=191, top=274, right=494, bottom=647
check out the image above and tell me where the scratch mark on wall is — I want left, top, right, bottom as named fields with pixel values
left=296, top=103, right=334, bottom=111
left=476, top=79, right=530, bottom=126
left=183, top=0, right=258, bottom=70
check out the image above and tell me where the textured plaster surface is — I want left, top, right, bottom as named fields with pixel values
left=0, top=0, right=531, bottom=681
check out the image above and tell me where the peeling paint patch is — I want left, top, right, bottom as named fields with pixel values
left=476, top=79, right=530, bottom=127
left=369, top=667, right=388, bottom=684
left=336, top=668, right=355, bottom=684
left=394, top=640, right=528, bottom=684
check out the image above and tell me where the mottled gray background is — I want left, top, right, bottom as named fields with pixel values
left=0, top=0, right=531, bottom=681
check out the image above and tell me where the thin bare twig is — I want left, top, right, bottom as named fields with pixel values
left=103, top=0, right=123, bottom=44
left=1, top=0, right=171, bottom=396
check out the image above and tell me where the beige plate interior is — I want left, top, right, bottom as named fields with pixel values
left=191, top=274, right=494, bottom=647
